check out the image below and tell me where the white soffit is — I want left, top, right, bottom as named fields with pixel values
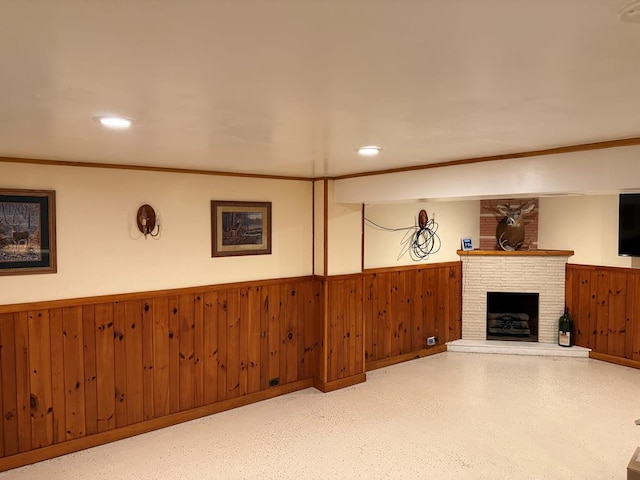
left=333, top=145, right=640, bottom=203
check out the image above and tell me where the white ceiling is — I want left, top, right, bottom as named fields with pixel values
left=1, top=0, right=640, bottom=178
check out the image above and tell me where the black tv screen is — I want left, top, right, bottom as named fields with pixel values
left=619, top=193, right=640, bottom=257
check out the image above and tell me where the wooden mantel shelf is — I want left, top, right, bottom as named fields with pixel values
left=457, top=249, right=574, bottom=257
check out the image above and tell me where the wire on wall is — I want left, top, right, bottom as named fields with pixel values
left=364, top=209, right=441, bottom=261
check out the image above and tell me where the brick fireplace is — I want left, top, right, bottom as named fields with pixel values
left=458, top=250, right=574, bottom=344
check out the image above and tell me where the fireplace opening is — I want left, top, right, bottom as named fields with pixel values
left=486, top=292, right=539, bottom=342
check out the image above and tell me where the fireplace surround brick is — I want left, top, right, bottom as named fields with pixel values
left=458, top=251, right=573, bottom=343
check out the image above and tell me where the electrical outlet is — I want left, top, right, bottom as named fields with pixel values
left=427, top=336, right=436, bottom=346
left=269, top=377, right=280, bottom=387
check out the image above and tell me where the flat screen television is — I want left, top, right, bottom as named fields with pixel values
left=619, top=193, right=640, bottom=257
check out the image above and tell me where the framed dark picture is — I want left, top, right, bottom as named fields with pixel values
left=461, top=237, right=474, bottom=251
left=0, top=189, right=57, bottom=275
left=211, top=200, right=272, bottom=257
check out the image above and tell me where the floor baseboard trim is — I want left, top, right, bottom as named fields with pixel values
left=589, top=351, right=640, bottom=369
left=313, top=373, right=367, bottom=393
left=0, top=378, right=314, bottom=473
left=365, top=345, right=447, bottom=372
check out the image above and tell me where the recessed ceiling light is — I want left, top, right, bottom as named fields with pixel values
left=357, top=145, right=382, bottom=156
left=92, top=115, right=135, bottom=129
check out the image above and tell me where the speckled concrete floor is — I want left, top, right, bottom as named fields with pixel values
left=2, top=352, right=640, bottom=480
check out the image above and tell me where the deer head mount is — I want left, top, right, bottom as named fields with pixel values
left=495, top=200, right=535, bottom=251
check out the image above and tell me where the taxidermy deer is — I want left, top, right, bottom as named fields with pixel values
left=495, top=200, right=535, bottom=251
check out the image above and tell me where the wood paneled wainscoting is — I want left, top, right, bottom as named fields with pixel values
left=0, top=264, right=462, bottom=470
left=313, top=275, right=366, bottom=393
left=0, top=276, right=323, bottom=471
left=565, top=264, right=640, bottom=367
left=313, top=262, right=462, bottom=388
left=363, top=262, right=462, bottom=371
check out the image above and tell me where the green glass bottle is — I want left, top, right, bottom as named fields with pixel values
left=558, top=307, right=573, bottom=347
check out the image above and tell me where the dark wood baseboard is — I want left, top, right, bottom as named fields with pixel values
left=365, top=345, right=448, bottom=372
left=0, top=378, right=314, bottom=473
left=313, top=373, right=367, bottom=393
left=589, top=352, right=640, bottom=370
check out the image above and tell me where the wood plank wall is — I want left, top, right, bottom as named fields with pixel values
left=0, top=277, right=321, bottom=465
left=565, top=264, right=640, bottom=363
left=363, top=262, right=462, bottom=369
left=325, top=277, right=365, bottom=383
left=318, top=263, right=461, bottom=384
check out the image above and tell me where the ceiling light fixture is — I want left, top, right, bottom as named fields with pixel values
left=92, top=115, right=135, bottom=129
left=357, top=145, right=382, bottom=157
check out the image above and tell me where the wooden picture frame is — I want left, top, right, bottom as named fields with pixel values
left=211, top=200, right=272, bottom=257
left=0, top=189, right=57, bottom=275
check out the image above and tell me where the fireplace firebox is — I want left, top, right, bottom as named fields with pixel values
left=486, top=292, right=539, bottom=342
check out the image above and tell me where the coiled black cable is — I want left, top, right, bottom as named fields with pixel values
left=364, top=214, right=441, bottom=261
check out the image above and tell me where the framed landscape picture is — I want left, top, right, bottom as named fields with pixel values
left=211, top=200, right=272, bottom=257
left=0, top=189, right=57, bottom=275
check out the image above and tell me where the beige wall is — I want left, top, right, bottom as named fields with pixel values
left=0, top=163, right=313, bottom=304
left=538, top=195, right=632, bottom=268
left=326, top=181, right=362, bottom=275
left=364, top=200, right=479, bottom=268
left=313, top=179, right=325, bottom=275
left=2, top=161, right=636, bottom=307
left=366, top=195, right=633, bottom=269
